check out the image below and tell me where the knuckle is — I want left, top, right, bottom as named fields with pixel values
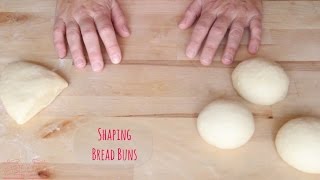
left=115, top=20, right=125, bottom=27
left=229, top=28, right=243, bottom=38
left=106, top=43, right=119, bottom=51
left=87, top=49, right=100, bottom=56
left=92, top=4, right=109, bottom=17
left=92, top=4, right=105, bottom=12
left=226, top=6, right=237, bottom=14
left=226, top=46, right=237, bottom=53
left=67, top=33, right=77, bottom=40
left=195, top=21, right=210, bottom=33
left=91, top=5, right=110, bottom=19
left=200, top=12, right=215, bottom=20
left=114, top=14, right=125, bottom=20
left=88, top=52, right=102, bottom=60
left=211, top=25, right=225, bottom=35
left=251, top=34, right=261, bottom=42
left=252, top=36, right=261, bottom=42
left=217, top=15, right=228, bottom=22
left=82, top=28, right=97, bottom=37
left=204, top=44, right=216, bottom=52
left=67, top=29, right=79, bottom=37
left=113, top=15, right=125, bottom=25
left=72, top=53, right=84, bottom=61
left=99, top=25, right=113, bottom=35
left=71, top=49, right=82, bottom=55
left=74, top=6, right=88, bottom=17
left=252, top=27, right=262, bottom=35
left=73, top=55, right=85, bottom=61
left=54, top=41, right=64, bottom=48
left=116, top=16, right=126, bottom=24
left=253, top=10, right=263, bottom=18
left=66, top=21, right=78, bottom=28
left=252, top=20, right=262, bottom=28
left=190, top=39, right=202, bottom=46
left=53, top=27, right=64, bottom=35
left=251, top=15, right=262, bottom=25
left=185, top=9, right=196, bottom=17
left=54, top=18, right=64, bottom=26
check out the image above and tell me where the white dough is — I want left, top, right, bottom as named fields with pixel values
left=197, top=100, right=255, bottom=149
left=0, top=61, right=68, bottom=124
left=232, top=58, right=289, bottom=105
left=275, top=117, right=320, bottom=174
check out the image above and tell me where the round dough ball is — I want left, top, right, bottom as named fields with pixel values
left=232, top=58, right=289, bottom=105
left=197, top=100, right=255, bottom=149
left=275, top=117, right=320, bottom=174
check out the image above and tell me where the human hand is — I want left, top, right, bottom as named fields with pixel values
left=54, top=0, right=130, bottom=72
left=179, top=0, right=262, bottom=65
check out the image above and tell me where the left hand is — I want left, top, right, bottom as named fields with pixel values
left=53, top=0, right=130, bottom=72
left=179, top=0, right=263, bottom=65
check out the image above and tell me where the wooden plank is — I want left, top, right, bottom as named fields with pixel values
left=177, top=29, right=320, bottom=61
left=0, top=1, right=319, bottom=61
left=1, top=116, right=320, bottom=179
left=0, top=0, right=320, bottom=179
left=0, top=61, right=319, bottom=118
left=0, top=0, right=55, bottom=13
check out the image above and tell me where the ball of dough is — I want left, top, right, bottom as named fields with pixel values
left=232, top=58, right=289, bottom=105
left=275, top=117, right=320, bottom=174
left=197, top=100, right=255, bottom=149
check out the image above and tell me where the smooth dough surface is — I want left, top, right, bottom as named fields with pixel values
left=197, top=100, right=255, bottom=149
left=275, top=117, right=320, bottom=174
left=232, top=58, right=289, bottom=105
left=0, top=61, right=68, bottom=124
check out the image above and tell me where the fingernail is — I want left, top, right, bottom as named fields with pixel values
left=58, top=50, right=66, bottom=58
left=250, top=45, right=258, bottom=54
left=75, top=60, right=85, bottom=68
left=222, top=54, right=233, bottom=65
left=122, top=26, right=130, bottom=36
left=200, top=56, right=212, bottom=66
left=92, top=62, right=103, bottom=72
left=186, top=48, right=196, bottom=58
left=111, top=54, right=121, bottom=64
left=179, top=19, right=186, bottom=29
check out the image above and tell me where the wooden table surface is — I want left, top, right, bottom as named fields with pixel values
left=0, top=0, right=320, bottom=179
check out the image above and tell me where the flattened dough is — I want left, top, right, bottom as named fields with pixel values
left=0, top=61, right=68, bottom=124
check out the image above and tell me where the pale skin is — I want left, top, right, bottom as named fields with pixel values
left=54, top=0, right=262, bottom=71
left=54, top=0, right=130, bottom=72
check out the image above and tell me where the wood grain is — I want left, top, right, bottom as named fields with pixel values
left=0, top=1, right=319, bottom=61
left=0, top=0, right=320, bottom=179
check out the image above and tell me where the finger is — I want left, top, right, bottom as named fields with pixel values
left=95, top=14, right=122, bottom=64
left=179, top=0, right=202, bottom=30
left=222, top=20, right=245, bottom=65
left=78, top=17, right=104, bottom=72
left=53, top=18, right=67, bottom=58
left=248, top=17, right=262, bottom=54
left=111, top=0, right=130, bottom=37
left=185, top=12, right=217, bottom=58
left=66, top=21, right=86, bottom=69
left=200, top=15, right=232, bottom=65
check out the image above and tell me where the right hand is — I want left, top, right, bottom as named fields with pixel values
left=179, top=0, right=262, bottom=65
left=54, top=0, right=130, bottom=72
